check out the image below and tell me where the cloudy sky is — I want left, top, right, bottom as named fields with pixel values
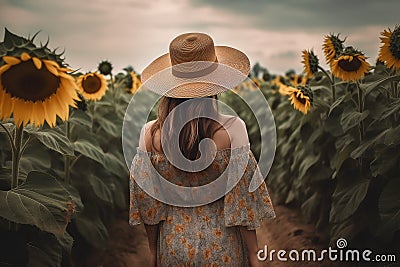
left=1, top=0, right=399, bottom=74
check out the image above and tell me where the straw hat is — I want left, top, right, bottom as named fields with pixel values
left=141, top=32, right=250, bottom=98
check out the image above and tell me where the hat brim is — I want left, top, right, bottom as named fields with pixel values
left=140, top=46, right=250, bottom=98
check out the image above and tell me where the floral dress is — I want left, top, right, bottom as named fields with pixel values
left=129, top=143, right=276, bottom=266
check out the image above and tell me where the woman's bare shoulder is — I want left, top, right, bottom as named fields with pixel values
left=139, top=120, right=158, bottom=151
left=214, top=115, right=249, bottom=149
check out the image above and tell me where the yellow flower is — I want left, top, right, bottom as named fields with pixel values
left=77, top=72, right=107, bottom=101
left=274, top=75, right=291, bottom=96
left=331, top=47, right=370, bottom=82
left=0, top=53, right=79, bottom=127
left=130, top=71, right=142, bottom=94
left=301, top=49, right=319, bottom=78
left=287, top=85, right=313, bottom=115
left=323, top=34, right=345, bottom=66
left=378, top=26, right=400, bottom=70
left=288, top=74, right=306, bottom=87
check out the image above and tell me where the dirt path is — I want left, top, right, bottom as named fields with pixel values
left=82, top=203, right=350, bottom=267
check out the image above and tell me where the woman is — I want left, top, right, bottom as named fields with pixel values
left=129, top=32, right=276, bottom=266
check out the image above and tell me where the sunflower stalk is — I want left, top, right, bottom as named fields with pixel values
left=20, top=135, right=33, bottom=156
left=110, top=73, right=118, bottom=104
left=0, top=123, right=16, bottom=153
left=64, top=121, right=71, bottom=184
left=317, top=66, right=335, bottom=101
left=356, top=82, right=365, bottom=171
left=69, top=154, right=82, bottom=170
left=11, top=125, right=23, bottom=189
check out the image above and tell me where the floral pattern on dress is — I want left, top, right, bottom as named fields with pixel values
left=129, top=143, right=276, bottom=266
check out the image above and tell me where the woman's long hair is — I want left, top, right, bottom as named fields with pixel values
left=150, top=95, right=234, bottom=162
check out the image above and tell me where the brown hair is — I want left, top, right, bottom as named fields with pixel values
left=149, top=95, right=235, bottom=161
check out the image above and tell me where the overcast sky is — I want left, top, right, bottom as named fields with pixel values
left=1, top=0, right=399, bottom=74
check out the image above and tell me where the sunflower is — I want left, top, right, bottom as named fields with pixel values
left=287, top=85, right=313, bottom=115
left=129, top=71, right=142, bottom=94
left=288, top=74, right=307, bottom=87
left=98, top=60, right=113, bottom=76
left=301, top=49, right=319, bottom=78
left=77, top=72, right=107, bottom=101
left=331, top=47, right=370, bottom=82
left=274, top=75, right=291, bottom=95
left=0, top=53, right=79, bottom=127
left=323, top=34, right=345, bottom=66
left=378, top=26, right=400, bottom=70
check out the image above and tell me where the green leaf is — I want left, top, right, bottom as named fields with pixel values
left=87, top=174, right=113, bottom=204
left=299, top=153, right=320, bottom=178
left=351, top=128, right=391, bottom=159
left=58, top=231, right=74, bottom=253
left=328, top=94, right=349, bottom=116
left=73, top=139, right=104, bottom=165
left=330, top=177, right=370, bottom=223
left=111, top=180, right=127, bottom=210
left=24, top=127, right=74, bottom=156
left=74, top=202, right=108, bottom=249
left=370, top=147, right=399, bottom=177
left=104, top=152, right=129, bottom=176
left=19, top=140, right=51, bottom=177
left=379, top=98, right=400, bottom=121
left=332, top=135, right=357, bottom=176
left=377, top=179, right=400, bottom=240
left=95, top=112, right=122, bottom=138
left=362, top=75, right=400, bottom=96
left=68, top=110, right=92, bottom=128
left=0, top=122, right=15, bottom=134
left=0, top=171, right=80, bottom=236
left=26, top=231, right=62, bottom=267
left=340, top=110, right=369, bottom=132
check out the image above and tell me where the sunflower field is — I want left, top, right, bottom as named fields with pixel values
left=0, top=25, right=399, bottom=266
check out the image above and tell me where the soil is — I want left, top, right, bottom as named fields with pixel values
left=81, top=203, right=354, bottom=267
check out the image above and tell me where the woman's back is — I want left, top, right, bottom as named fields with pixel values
left=140, top=114, right=248, bottom=153
left=130, top=114, right=276, bottom=266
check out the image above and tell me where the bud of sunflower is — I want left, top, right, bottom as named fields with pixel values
left=98, top=60, right=113, bottom=76
left=331, top=46, right=370, bottom=82
left=262, top=71, right=271, bottom=81
left=0, top=28, right=79, bottom=127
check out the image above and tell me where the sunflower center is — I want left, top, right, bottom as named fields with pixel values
left=2, top=60, right=60, bottom=102
left=82, top=75, right=101, bottom=93
left=389, top=31, right=400, bottom=59
left=295, top=94, right=307, bottom=105
left=338, top=56, right=362, bottom=72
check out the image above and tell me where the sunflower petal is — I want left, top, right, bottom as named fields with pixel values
left=0, top=64, right=11, bottom=75
left=43, top=60, right=60, bottom=68
left=3, top=56, right=21, bottom=66
left=44, top=61, right=59, bottom=76
left=43, top=97, right=57, bottom=127
left=20, top=52, right=31, bottom=61
left=32, top=57, right=42, bottom=70
left=0, top=89, right=14, bottom=119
